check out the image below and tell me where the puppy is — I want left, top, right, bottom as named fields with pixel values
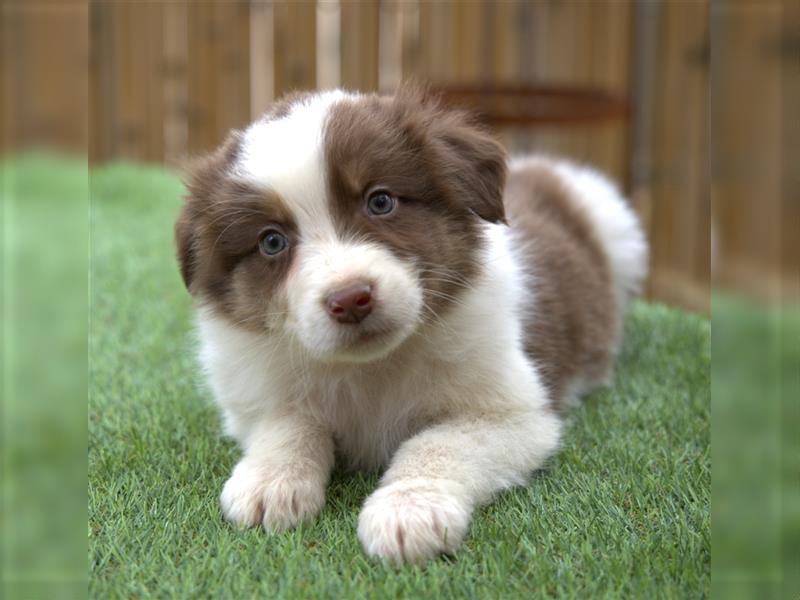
left=175, top=87, right=647, bottom=565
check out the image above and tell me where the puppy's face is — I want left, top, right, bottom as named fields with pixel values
left=177, top=88, right=506, bottom=363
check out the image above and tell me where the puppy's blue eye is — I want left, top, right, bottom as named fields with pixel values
left=366, top=191, right=396, bottom=216
left=258, top=229, right=288, bottom=256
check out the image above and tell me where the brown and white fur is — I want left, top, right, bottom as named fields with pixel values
left=175, top=87, right=648, bottom=566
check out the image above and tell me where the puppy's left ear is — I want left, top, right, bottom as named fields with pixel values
left=430, top=112, right=508, bottom=224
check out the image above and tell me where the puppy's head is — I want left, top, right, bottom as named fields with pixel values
left=176, top=87, right=506, bottom=363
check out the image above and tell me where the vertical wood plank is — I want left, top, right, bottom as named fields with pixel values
left=647, top=0, right=709, bottom=310
left=250, top=0, right=275, bottom=118
left=780, top=0, right=799, bottom=297
left=89, top=1, right=113, bottom=162
left=187, top=2, right=216, bottom=154
left=490, top=0, right=518, bottom=82
left=483, top=0, right=524, bottom=153
left=399, top=0, right=421, bottom=80
left=112, top=3, right=150, bottom=160
left=144, top=3, right=165, bottom=163
left=3, top=2, right=89, bottom=157
left=213, top=1, right=250, bottom=136
left=417, top=0, right=452, bottom=82
left=0, top=2, right=5, bottom=155
left=340, top=0, right=379, bottom=92
left=585, top=0, right=632, bottom=181
left=116, top=2, right=133, bottom=157
left=451, top=1, right=482, bottom=82
left=273, top=1, right=317, bottom=97
left=163, top=2, right=189, bottom=165
left=188, top=1, right=251, bottom=155
left=712, top=0, right=782, bottom=299
left=529, top=1, right=592, bottom=162
left=378, top=0, right=403, bottom=92
left=317, top=0, right=341, bottom=91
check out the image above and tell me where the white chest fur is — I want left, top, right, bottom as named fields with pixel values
left=196, top=224, right=546, bottom=470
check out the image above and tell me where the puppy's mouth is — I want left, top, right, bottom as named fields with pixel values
left=340, top=322, right=399, bottom=349
left=322, top=320, right=412, bottom=363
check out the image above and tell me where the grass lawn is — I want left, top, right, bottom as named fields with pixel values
left=88, top=162, right=710, bottom=598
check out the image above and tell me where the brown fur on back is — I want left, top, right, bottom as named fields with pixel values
left=505, top=163, right=618, bottom=407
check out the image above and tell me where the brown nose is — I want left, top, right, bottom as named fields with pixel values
left=325, top=281, right=373, bottom=324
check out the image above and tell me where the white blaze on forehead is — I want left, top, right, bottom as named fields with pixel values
left=233, top=89, right=358, bottom=239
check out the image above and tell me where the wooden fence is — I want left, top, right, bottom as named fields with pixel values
left=86, top=1, right=634, bottom=175
left=2, top=1, right=797, bottom=312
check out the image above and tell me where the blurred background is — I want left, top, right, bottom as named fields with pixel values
left=2, top=2, right=798, bottom=312
left=1, top=1, right=798, bottom=598
left=8, top=0, right=797, bottom=314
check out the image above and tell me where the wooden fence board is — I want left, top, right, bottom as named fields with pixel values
left=586, top=1, right=632, bottom=180
left=162, top=2, right=188, bottom=166
left=273, top=1, right=317, bottom=96
left=187, top=2, right=217, bottom=154
left=340, top=0, right=379, bottom=92
left=711, top=1, right=785, bottom=301
left=89, top=1, right=113, bottom=162
left=399, top=0, right=421, bottom=80
left=451, top=1, right=483, bottom=82
left=2, top=2, right=89, bottom=156
left=249, top=1, right=275, bottom=119
left=378, top=0, right=403, bottom=92
left=780, top=0, right=799, bottom=296
left=144, top=3, right=165, bottom=164
left=1, top=1, right=741, bottom=310
left=648, top=0, right=709, bottom=311
left=187, top=1, right=250, bottom=156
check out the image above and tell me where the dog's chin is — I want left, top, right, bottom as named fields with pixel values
left=301, top=322, right=415, bottom=365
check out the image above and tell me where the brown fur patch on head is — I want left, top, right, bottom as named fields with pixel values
left=323, top=87, right=508, bottom=315
left=505, top=162, right=618, bottom=407
left=176, top=131, right=297, bottom=330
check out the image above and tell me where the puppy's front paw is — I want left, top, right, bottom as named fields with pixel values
left=220, top=460, right=326, bottom=533
left=357, top=478, right=472, bottom=566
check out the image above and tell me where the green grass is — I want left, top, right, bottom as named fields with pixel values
left=88, top=162, right=710, bottom=598
left=710, top=297, right=800, bottom=599
left=2, top=156, right=88, bottom=598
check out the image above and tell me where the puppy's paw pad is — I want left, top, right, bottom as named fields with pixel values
left=357, top=478, right=471, bottom=566
left=220, top=462, right=325, bottom=533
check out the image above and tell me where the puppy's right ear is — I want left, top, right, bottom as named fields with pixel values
left=175, top=130, right=243, bottom=292
left=175, top=157, right=209, bottom=293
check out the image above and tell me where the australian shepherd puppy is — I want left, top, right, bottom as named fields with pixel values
left=175, top=86, right=647, bottom=565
